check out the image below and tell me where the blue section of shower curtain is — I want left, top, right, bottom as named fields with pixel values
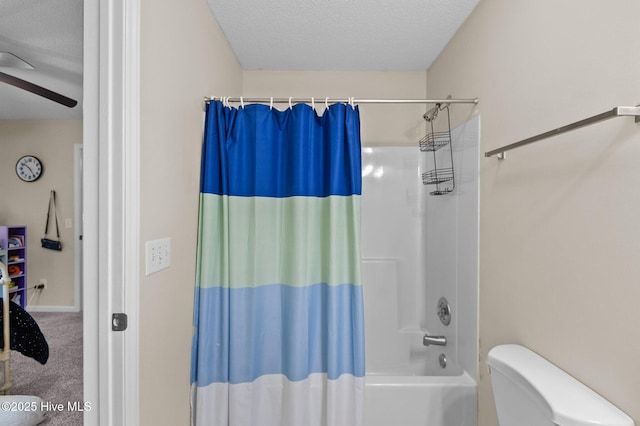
left=192, top=283, right=365, bottom=386
left=200, top=101, right=362, bottom=197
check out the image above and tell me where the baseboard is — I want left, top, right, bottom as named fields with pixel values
left=26, top=305, right=81, bottom=313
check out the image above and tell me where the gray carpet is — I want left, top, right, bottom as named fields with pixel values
left=10, top=311, right=83, bottom=425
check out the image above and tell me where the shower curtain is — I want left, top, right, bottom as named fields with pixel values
left=191, top=100, right=365, bottom=426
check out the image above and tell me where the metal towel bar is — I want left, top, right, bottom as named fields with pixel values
left=485, top=106, right=640, bottom=159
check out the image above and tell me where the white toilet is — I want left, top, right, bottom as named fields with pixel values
left=488, top=344, right=634, bottom=426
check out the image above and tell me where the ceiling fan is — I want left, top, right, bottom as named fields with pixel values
left=0, top=52, right=78, bottom=108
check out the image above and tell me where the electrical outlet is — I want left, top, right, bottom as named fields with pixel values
left=145, top=237, right=171, bottom=275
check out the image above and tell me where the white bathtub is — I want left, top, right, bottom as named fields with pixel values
left=361, top=257, right=478, bottom=426
left=364, top=372, right=477, bottom=426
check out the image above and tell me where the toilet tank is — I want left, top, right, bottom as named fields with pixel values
left=488, top=344, right=634, bottom=426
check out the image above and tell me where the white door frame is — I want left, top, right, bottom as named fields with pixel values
left=73, top=144, right=82, bottom=312
left=84, top=0, right=140, bottom=424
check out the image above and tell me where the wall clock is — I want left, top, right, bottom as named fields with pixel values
left=15, top=155, right=43, bottom=182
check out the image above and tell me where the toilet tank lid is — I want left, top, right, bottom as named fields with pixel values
left=488, top=345, right=634, bottom=426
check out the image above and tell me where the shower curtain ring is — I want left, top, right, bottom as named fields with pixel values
left=289, top=97, right=293, bottom=109
left=240, top=96, right=245, bottom=109
left=325, top=97, right=329, bottom=110
left=311, top=97, right=315, bottom=111
left=270, top=97, right=273, bottom=110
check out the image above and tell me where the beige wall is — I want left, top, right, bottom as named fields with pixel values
left=138, top=0, right=242, bottom=424
left=243, top=71, right=427, bottom=146
left=0, top=120, right=80, bottom=308
left=427, top=0, right=640, bottom=424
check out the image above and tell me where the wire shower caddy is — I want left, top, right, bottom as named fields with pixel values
left=419, top=104, right=455, bottom=195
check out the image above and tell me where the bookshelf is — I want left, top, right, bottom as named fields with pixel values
left=0, top=226, right=27, bottom=309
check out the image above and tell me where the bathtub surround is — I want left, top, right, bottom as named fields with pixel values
left=424, top=116, right=480, bottom=380
left=360, top=115, right=479, bottom=426
left=191, top=101, right=364, bottom=425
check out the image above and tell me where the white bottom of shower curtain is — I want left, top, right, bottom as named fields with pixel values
left=191, top=373, right=364, bottom=426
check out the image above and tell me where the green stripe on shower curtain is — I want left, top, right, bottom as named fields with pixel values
left=196, top=193, right=361, bottom=289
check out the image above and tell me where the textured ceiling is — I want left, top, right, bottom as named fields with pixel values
left=0, top=0, right=479, bottom=119
left=206, top=0, right=479, bottom=71
left=0, top=0, right=83, bottom=120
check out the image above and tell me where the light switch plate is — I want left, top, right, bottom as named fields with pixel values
left=145, top=237, right=171, bottom=275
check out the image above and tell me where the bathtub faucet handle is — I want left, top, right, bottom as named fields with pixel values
left=423, top=334, right=447, bottom=347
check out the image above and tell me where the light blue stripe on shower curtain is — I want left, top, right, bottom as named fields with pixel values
left=191, top=100, right=364, bottom=426
left=192, top=283, right=365, bottom=385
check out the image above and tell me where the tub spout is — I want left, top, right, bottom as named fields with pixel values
left=423, top=334, right=447, bottom=346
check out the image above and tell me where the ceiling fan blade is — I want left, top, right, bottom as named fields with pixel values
left=0, top=52, right=34, bottom=69
left=0, top=71, right=78, bottom=108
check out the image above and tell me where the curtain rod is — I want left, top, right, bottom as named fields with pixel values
left=204, top=96, right=479, bottom=106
